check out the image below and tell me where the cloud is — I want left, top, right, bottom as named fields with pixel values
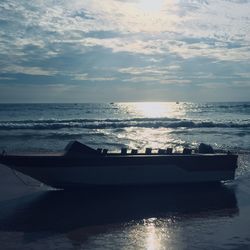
left=72, top=73, right=116, bottom=81
left=117, top=65, right=190, bottom=85
left=0, top=0, right=250, bottom=101
left=2, top=65, right=57, bottom=76
left=118, top=66, right=180, bottom=75
left=0, top=76, right=15, bottom=81
left=1, top=0, right=250, bottom=60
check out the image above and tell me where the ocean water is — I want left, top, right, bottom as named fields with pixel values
left=0, top=102, right=250, bottom=249
left=0, top=102, right=249, bottom=153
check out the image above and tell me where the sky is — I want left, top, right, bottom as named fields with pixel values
left=0, top=0, right=250, bottom=102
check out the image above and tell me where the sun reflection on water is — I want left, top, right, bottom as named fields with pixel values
left=113, top=102, right=188, bottom=151
left=134, top=102, right=169, bottom=118
left=120, top=102, right=183, bottom=118
left=145, top=218, right=161, bottom=250
left=125, top=218, right=174, bottom=250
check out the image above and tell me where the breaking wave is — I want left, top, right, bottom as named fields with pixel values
left=0, top=117, right=249, bottom=130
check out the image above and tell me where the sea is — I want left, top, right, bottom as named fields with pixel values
left=0, top=102, right=250, bottom=250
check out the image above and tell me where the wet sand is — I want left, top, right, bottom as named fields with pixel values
left=0, top=163, right=250, bottom=250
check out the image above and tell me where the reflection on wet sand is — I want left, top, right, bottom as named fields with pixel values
left=0, top=184, right=238, bottom=246
left=0, top=185, right=239, bottom=249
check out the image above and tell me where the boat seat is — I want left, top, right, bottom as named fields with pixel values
left=131, top=149, right=138, bottom=154
left=145, top=148, right=152, bottom=155
left=121, top=148, right=127, bottom=155
left=166, top=148, right=173, bottom=154
left=158, top=149, right=165, bottom=154
left=183, top=148, right=192, bottom=155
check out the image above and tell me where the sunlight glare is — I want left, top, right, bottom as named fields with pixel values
left=133, top=102, right=168, bottom=118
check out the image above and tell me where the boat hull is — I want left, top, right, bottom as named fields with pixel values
left=0, top=154, right=237, bottom=189
left=12, top=165, right=235, bottom=189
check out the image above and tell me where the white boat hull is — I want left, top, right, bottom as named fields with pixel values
left=13, top=164, right=235, bottom=189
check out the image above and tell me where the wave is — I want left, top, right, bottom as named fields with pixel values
left=0, top=117, right=180, bottom=124
left=216, top=103, right=250, bottom=109
left=0, top=117, right=249, bottom=130
left=0, top=131, right=106, bottom=140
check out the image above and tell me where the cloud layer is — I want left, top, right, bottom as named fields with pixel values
left=0, top=0, right=250, bottom=102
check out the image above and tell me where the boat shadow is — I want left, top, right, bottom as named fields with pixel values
left=0, top=184, right=239, bottom=233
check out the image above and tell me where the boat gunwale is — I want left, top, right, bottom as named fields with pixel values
left=1, top=152, right=237, bottom=158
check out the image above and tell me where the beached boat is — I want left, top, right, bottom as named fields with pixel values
left=0, top=141, right=238, bottom=189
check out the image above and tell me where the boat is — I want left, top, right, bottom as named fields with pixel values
left=0, top=141, right=238, bottom=189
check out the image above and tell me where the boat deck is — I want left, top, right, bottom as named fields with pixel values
left=3, top=152, right=227, bottom=158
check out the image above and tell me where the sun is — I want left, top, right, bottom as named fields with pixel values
left=137, top=0, right=164, bottom=12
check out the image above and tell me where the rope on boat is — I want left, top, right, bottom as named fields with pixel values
left=10, top=167, right=42, bottom=187
left=0, top=149, right=41, bottom=187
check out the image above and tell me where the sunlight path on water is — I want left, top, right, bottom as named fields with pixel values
left=117, top=102, right=186, bottom=118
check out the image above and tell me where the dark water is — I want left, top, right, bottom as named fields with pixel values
left=0, top=102, right=250, bottom=249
